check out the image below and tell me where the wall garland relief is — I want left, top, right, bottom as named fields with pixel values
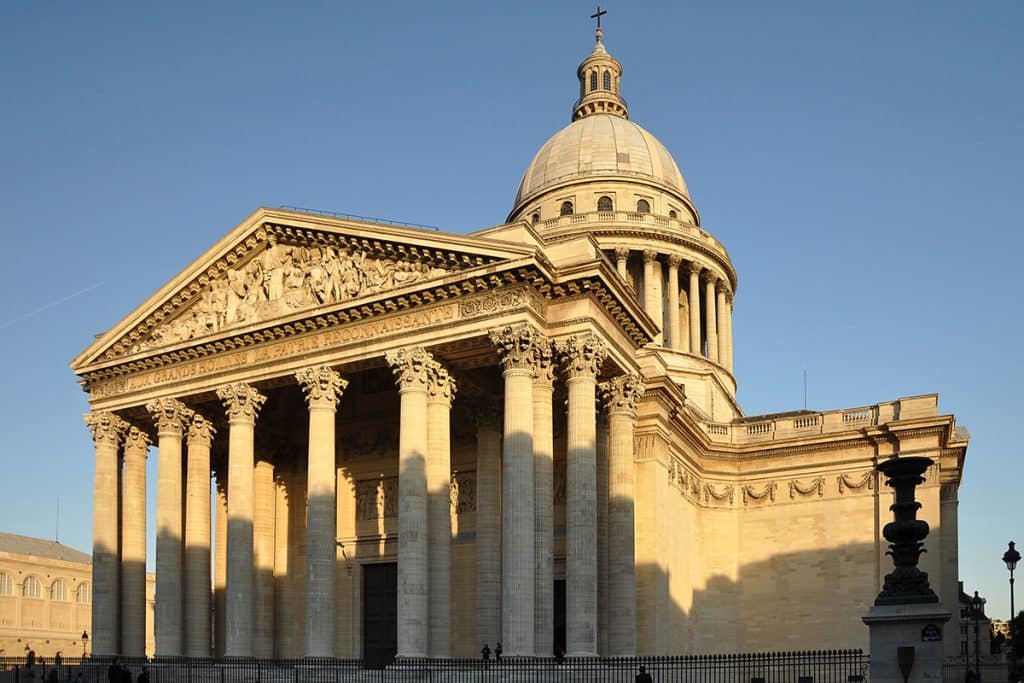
left=704, top=483, right=735, bottom=505
left=789, top=476, right=825, bottom=499
left=837, top=471, right=874, bottom=494
left=742, top=482, right=777, bottom=505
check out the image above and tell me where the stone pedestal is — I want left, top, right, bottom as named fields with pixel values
left=863, top=603, right=951, bottom=683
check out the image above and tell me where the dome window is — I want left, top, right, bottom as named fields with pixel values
left=560, top=201, right=574, bottom=216
left=597, top=196, right=613, bottom=212
left=590, top=71, right=598, bottom=92
left=531, top=212, right=540, bottom=225
left=636, top=199, right=651, bottom=214
left=603, top=71, right=612, bottom=91
left=669, top=209, right=678, bottom=219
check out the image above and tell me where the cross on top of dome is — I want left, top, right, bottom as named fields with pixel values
left=573, top=8, right=628, bottom=121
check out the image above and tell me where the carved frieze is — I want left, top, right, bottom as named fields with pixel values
left=704, top=483, right=735, bottom=505
left=450, top=471, right=476, bottom=514
left=460, top=287, right=545, bottom=318
left=789, top=477, right=825, bottom=499
left=355, top=477, right=399, bottom=520
left=742, top=482, right=777, bottom=505
left=553, top=460, right=567, bottom=505
left=837, top=471, right=874, bottom=494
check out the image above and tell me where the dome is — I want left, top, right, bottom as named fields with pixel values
left=511, top=114, right=691, bottom=214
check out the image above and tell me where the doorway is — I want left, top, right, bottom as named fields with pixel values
left=362, top=562, right=397, bottom=668
left=553, top=579, right=567, bottom=657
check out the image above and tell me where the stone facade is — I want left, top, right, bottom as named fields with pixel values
left=69, top=26, right=968, bottom=660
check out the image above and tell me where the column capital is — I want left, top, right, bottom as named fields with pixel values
left=667, top=253, right=683, bottom=269
left=427, top=363, right=457, bottom=404
left=296, top=365, right=348, bottom=411
left=701, top=270, right=718, bottom=285
left=613, top=247, right=630, bottom=261
left=187, top=413, right=217, bottom=445
left=146, top=398, right=195, bottom=436
left=601, top=374, right=646, bottom=417
left=716, top=280, right=730, bottom=296
left=642, top=249, right=658, bottom=263
left=386, top=346, right=434, bottom=392
left=216, top=382, right=266, bottom=423
left=84, top=411, right=129, bottom=446
left=687, top=261, right=703, bottom=277
left=123, top=425, right=151, bottom=454
left=558, top=333, right=608, bottom=381
left=490, top=324, right=550, bottom=374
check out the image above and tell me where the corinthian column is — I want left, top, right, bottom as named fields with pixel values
left=666, top=254, right=682, bottom=351
left=474, top=405, right=502, bottom=652
left=601, top=374, right=644, bottom=656
left=85, top=412, right=127, bottom=658
left=614, top=247, right=630, bottom=284
left=533, top=340, right=556, bottom=657
left=216, top=382, right=267, bottom=657
left=687, top=262, right=702, bottom=356
left=642, top=250, right=661, bottom=345
left=704, top=273, right=718, bottom=363
left=295, top=365, right=347, bottom=657
left=558, top=333, right=608, bottom=658
left=147, top=398, right=195, bottom=657
left=184, top=414, right=214, bottom=657
left=490, top=325, right=543, bottom=657
left=427, top=364, right=456, bottom=658
left=121, top=426, right=150, bottom=657
left=716, top=283, right=728, bottom=366
left=725, top=292, right=735, bottom=372
left=386, top=347, right=433, bottom=659
left=253, top=454, right=275, bottom=658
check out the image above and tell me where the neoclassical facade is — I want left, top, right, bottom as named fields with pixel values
left=71, top=27, right=968, bottom=662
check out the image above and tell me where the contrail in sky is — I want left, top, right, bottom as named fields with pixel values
left=0, top=282, right=103, bottom=330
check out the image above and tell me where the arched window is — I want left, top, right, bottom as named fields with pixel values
left=76, top=583, right=90, bottom=604
left=560, top=201, right=574, bottom=216
left=590, top=71, right=598, bottom=92
left=597, top=195, right=613, bottom=212
left=531, top=212, right=540, bottom=225
left=669, top=209, right=678, bottom=219
left=23, top=576, right=41, bottom=599
left=603, top=71, right=612, bottom=91
left=636, top=199, right=651, bottom=214
left=0, top=572, right=11, bottom=596
left=50, top=580, right=68, bottom=602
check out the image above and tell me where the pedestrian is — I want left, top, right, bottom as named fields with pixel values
left=46, top=667, right=58, bottom=683
left=54, top=653, right=62, bottom=670
left=636, top=664, right=653, bottom=683
left=120, top=662, right=132, bottom=683
left=72, top=671, right=84, bottom=683
left=107, top=656, right=120, bottom=683
left=495, top=642, right=502, bottom=661
left=481, top=643, right=491, bottom=661
left=137, top=666, right=150, bottom=683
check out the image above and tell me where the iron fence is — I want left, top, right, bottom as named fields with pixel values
left=942, top=654, right=1010, bottom=683
left=0, top=651, right=867, bottom=683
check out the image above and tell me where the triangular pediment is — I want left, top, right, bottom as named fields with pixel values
left=73, top=207, right=543, bottom=373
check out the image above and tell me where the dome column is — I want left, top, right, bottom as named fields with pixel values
left=687, top=263, right=702, bottom=356
left=614, top=248, right=630, bottom=286
left=716, top=282, right=728, bottom=366
left=666, top=255, right=682, bottom=351
left=642, top=250, right=662, bottom=345
left=703, top=272, right=719, bottom=363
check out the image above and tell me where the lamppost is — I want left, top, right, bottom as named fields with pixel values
left=972, top=591, right=984, bottom=683
left=80, top=631, right=88, bottom=659
left=1004, top=541, right=1020, bottom=677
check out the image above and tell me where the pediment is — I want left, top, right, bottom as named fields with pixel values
left=73, top=207, right=540, bottom=372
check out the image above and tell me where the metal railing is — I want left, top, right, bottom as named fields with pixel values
left=0, top=650, right=868, bottom=683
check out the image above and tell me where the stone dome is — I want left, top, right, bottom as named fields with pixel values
left=511, top=114, right=691, bottom=215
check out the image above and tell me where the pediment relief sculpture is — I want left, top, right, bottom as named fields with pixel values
left=138, top=238, right=453, bottom=354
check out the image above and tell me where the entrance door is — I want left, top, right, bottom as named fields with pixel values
left=553, top=579, right=567, bottom=657
left=362, top=562, right=397, bottom=669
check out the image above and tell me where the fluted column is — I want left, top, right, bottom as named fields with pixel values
left=533, top=341, right=556, bottom=657
left=184, top=414, right=214, bottom=657
left=614, top=247, right=629, bottom=283
left=666, top=255, right=682, bottom=351
left=558, top=333, right=608, bottom=658
left=725, top=292, right=735, bottom=372
left=253, top=455, right=275, bottom=658
left=704, top=273, right=718, bottom=362
left=642, top=250, right=660, bottom=344
left=601, top=374, right=644, bottom=656
left=147, top=398, right=194, bottom=657
left=687, top=262, right=701, bottom=356
left=85, top=412, right=127, bottom=657
left=294, top=365, right=347, bottom=657
left=490, top=325, right=543, bottom=657
left=716, top=282, right=728, bottom=366
left=427, top=364, right=456, bottom=658
left=213, top=475, right=227, bottom=657
left=596, top=414, right=609, bottom=656
left=386, top=347, right=433, bottom=659
left=121, top=426, right=150, bottom=657
left=474, top=406, right=502, bottom=652
left=217, top=382, right=267, bottom=657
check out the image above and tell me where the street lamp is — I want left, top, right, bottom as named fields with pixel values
left=80, top=631, right=88, bottom=659
left=972, top=591, right=984, bottom=683
left=1004, top=542, right=1020, bottom=668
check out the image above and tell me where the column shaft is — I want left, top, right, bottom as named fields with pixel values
left=705, top=276, right=718, bottom=362
left=502, top=367, right=535, bottom=656
left=614, top=248, right=629, bottom=282
left=475, top=410, right=502, bottom=652
left=596, top=415, right=609, bottom=656
left=184, top=418, right=213, bottom=657
left=214, top=478, right=227, bottom=657
left=121, top=428, right=149, bottom=657
left=253, top=458, right=276, bottom=657
left=86, top=412, right=126, bottom=657
left=273, top=472, right=293, bottom=658
left=427, top=367, right=455, bottom=658
left=642, top=251, right=661, bottom=345
left=688, top=264, right=702, bottom=356
left=716, top=286, right=728, bottom=365
left=725, top=294, right=735, bottom=371
left=667, top=257, right=681, bottom=351
left=533, top=375, right=554, bottom=657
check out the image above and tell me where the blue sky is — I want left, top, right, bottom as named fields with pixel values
left=1, top=1, right=1021, bottom=620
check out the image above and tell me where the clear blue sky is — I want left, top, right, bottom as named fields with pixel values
left=1, top=1, right=1021, bottom=621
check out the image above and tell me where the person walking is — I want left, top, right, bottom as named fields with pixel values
left=481, top=644, right=491, bottom=661
left=636, top=664, right=653, bottom=683
left=495, top=642, right=502, bottom=662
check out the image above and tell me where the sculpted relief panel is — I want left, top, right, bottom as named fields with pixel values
left=143, top=238, right=451, bottom=352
